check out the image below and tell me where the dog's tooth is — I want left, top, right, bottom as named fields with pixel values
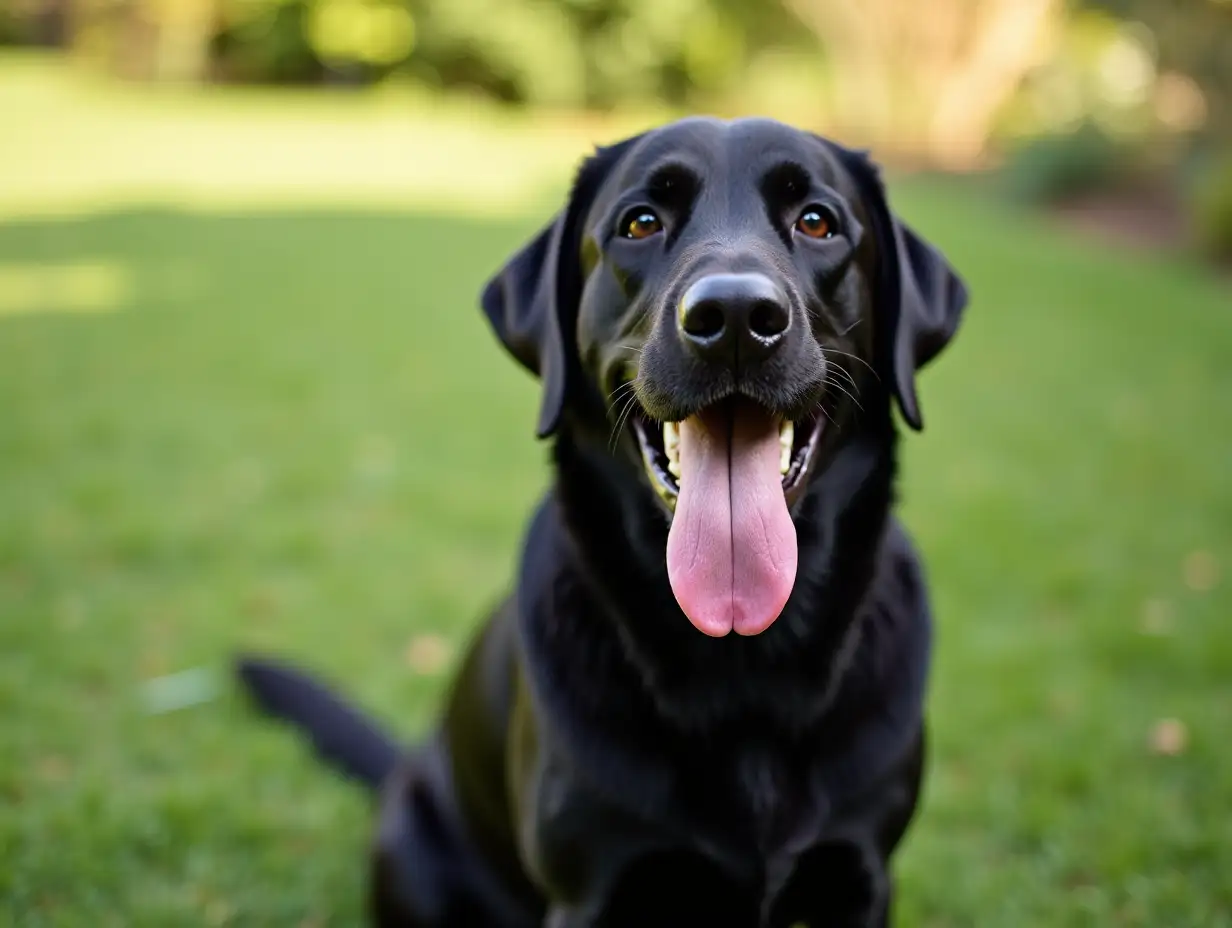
left=780, top=421, right=794, bottom=475
left=663, top=420, right=679, bottom=452
left=663, top=421, right=680, bottom=476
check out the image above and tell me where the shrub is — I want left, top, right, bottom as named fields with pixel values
left=1186, top=154, right=1232, bottom=264
left=999, top=121, right=1143, bottom=206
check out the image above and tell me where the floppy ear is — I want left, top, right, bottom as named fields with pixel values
left=480, top=138, right=641, bottom=439
left=832, top=146, right=969, bottom=431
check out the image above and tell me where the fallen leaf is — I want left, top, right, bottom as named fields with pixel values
left=205, top=898, right=234, bottom=926
left=37, top=755, right=69, bottom=783
left=1139, top=598, right=1174, bottom=636
left=1183, top=550, right=1219, bottom=592
left=141, top=667, right=220, bottom=715
left=244, top=587, right=281, bottom=620
left=355, top=434, right=396, bottom=482
left=406, top=634, right=451, bottom=675
left=1149, top=718, right=1187, bottom=756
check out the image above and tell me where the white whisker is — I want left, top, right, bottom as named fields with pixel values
left=836, top=317, right=863, bottom=337
left=827, top=363, right=860, bottom=393
left=822, top=347, right=877, bottom=380
left=609, top=389, right=642, bottom=454
left=824, top=374, right=864, bottom=413
left=609, top=380, right=638, bottom=404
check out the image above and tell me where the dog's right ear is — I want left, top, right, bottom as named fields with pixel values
left=480, top=138, right=641, bottom=439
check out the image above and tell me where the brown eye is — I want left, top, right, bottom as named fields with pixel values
left=624, top=210, right=663, bottom=240
left=796, top=206, right=835, bottom=239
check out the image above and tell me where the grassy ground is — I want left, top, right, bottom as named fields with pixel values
left=1, top=57, right=1230, bottom=927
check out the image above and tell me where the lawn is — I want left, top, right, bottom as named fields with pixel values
left=1, top=59, right=1230, bottom=927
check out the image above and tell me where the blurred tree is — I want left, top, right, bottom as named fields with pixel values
left=150, top=0, right=216, bottom=80
left=1001, top=10, right=1163, bottom=141
left=55, top=0, right=219, bottom=81
left=307, top=0, right=413, bottom=72
left=572, top=0, right=750, bottom=109
left=211, top=0, right=324, bottom=84
left=0, top=0, right=71, bottom=45
left=399, top=0, right=757, bottom=109
left=781, top=0, right=1063, bottom=166
left=400, top=0, right=584, bottom=105
left=1079, top=0, right=1231, bottom=143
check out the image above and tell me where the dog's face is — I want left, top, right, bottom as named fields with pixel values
left=576, top=119, right=871, bottom=494
left=482, top=117, right=967, bottom=639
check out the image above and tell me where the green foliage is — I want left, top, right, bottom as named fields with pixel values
left=213, top=0, right=326, bottom=84
left=0, top=7, right=26, bottom=45
left=999, top=10, right=1160, bottom=142
left=310, top=0, right=414, bottom=67
left=396, top=0, right=762, bottom=109
left=2, top=0, right=799, bottom=109
left=1186, top=154, right=1232, bottom=263
left=1080, top=0, right=1232, bottom=142
left=999, top=121, right=1144, bottom=205
left=202, top=0, right=765, bottom=107
left=405, top=0, right=585, bottom=105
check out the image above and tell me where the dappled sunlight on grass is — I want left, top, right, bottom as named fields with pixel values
left=0, top=55, right=668, bottom=222
left=0, top=260, right=133, bottom=316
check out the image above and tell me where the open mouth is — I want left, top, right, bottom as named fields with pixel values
left=631, top=398, right=825, bottom=511
left=626, top=395, right=826, bottom=638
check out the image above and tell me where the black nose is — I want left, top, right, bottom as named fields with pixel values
left=678, top=273, right=790, bottom=366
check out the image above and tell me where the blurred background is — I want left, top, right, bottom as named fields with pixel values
left=0, top=0, right=1229, bottom=925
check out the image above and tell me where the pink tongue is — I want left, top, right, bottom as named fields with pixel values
left=666, top=401, right=798, bottom=636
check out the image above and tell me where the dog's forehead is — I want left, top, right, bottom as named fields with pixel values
left=594, top=118, right=855, bottom=204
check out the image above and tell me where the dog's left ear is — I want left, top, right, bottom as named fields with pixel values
left=480, top=137, right=640, bottom=439
left=831, top=145, right=969, bottom=431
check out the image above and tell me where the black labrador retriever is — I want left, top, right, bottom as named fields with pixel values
left=237, top=116, right=968, bottom=927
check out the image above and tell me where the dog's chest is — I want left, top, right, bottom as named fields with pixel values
left=680, top=748, right=879, bottom=924
left=717, top=746, right=825, bottom=857
left=523, top=719, right=890, bottom=926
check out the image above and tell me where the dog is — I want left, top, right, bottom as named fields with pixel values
left=237, top=116, right=968, bottom=927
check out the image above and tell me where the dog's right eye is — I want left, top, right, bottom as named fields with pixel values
left=621, top=208, right=663, bottom=240
left=796, top=205, right=838, bottom=239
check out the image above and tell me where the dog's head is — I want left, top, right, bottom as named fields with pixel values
left=482, top=118, right=967, bottom=639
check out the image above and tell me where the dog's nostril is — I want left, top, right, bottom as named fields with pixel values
left=681, top=300, right=726, bottom=341
left=678, top=273, right=790, bottom=361
left=748, top=299, right=788, bottom=339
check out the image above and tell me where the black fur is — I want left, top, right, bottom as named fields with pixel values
left=236, top=657, right=400, bottom=788
left=237, top=117, right=968, bottom=927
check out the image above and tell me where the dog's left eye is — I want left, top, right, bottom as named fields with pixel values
left=622, top=209, right=663, bottom=240
left=796, top=205, right=838, bottom=239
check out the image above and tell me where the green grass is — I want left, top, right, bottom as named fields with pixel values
left=1, top=58, right=1231, bottom=927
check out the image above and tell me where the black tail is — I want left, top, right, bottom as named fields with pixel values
left=236, top=655, right=401, bottom=790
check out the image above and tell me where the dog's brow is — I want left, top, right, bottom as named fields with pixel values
left=645, top=161, right=701, bottom=206
left=759, top=161, right=812, bottom=203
